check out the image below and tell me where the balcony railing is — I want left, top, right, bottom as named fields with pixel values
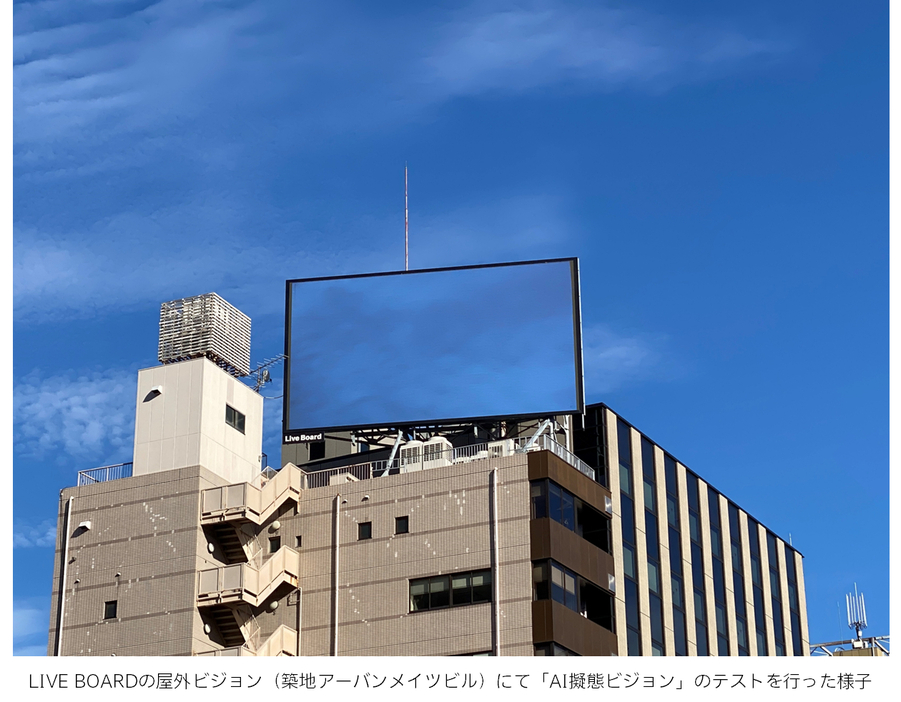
left=77, top=462, right=133, bottom=486
left=197, top=547, right=301, bottom=607
left=302, top=434, right=595, bottom=488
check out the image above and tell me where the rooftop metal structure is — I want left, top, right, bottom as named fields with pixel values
left=158, top=293, right=251, bottom=377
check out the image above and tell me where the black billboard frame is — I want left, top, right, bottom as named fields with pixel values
left=282, top=257, right=585, bottom=442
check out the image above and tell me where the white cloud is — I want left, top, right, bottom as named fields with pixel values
left=582, top=323, right=670, bottom=396
left=422, top=1, right=789, bottom=99
left=14, top=368, right=137, bottom=463
left=13, top=520, right=57, bottom=548
left=14, top=604, right=48, bottom=641
left=14, top=1, right=791, bottom=152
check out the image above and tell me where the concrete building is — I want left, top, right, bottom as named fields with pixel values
left=46, top=295, right=808, bottom=657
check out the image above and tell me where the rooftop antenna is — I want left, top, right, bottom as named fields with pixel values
left=405, top=162, right=409, bottom=271
left=846, top=584, right=867, bottom=640
left=250, top=354, right=288, bottom=393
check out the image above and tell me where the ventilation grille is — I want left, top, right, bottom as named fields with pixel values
left=158, top=293, right=251, bottom=376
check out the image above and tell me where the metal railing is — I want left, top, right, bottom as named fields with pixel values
left=197, top=547, right=301, bottom=606
left=302, top=434, right=595, bottom=487
left=513, top=435, right=596, bottom=481
left=77, top=462, right=133, bottom=486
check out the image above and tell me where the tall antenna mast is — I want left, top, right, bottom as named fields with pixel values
left=405, top=162, right=409, bottom=271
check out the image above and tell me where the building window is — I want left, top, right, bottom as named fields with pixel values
left=532, top=560, right=614, bottom=632
left=269, top=536, right=281, bottom=553
left=225, top=405, right=245, bottom=434
left=358, top=522, right=372, bottom=540
left=410, top=569, right=492, bottom=612
left=295, top=535, right=303, bottom=548
left=309, top=441, right=326, bottom=461
left=395, top=516, right=409, bottom=535
left=530, top=479, right=611, bottom=553
left=104, top=601, right=118, bottom=619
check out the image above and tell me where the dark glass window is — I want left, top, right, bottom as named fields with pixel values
left=268, top=536, right=281, bottom=553
left=617, top=420, right=633, bottom=496
left=295, top=535, right=303, bottom=548
left=395, top=516, right=409, bottom=534
left=530, top=482, right=547, bottom=519
left=747, top=518, right=768, bottom=654
left=561, top=491, right=575, bottom=531
left=572, top=404, right=609, bottom=487
left=410, top=570, right=492, bottom=612
left=549, top=482, right=562, bottom=523
left=104, top=600, right=117, bottom=619
left=767, top=532, right=787, bottom=656
left=225, top=405, right=245, bottom=434
left=358, top=522, right=372, bottom=540
left=530, top=479, right=611, bottom=553
left=532, top=562, right=549, bottom=600
left=309, top=440, right=326, bottom=461
left=532, top=559, right=613, bottom=632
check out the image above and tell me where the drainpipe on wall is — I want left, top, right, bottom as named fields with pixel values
left=296, top=587, right=302, bottom=657
left=53, top=495, right=74, bottom=656
left=489, top=469, right=500, bottom=656
left=331, top=494, right=340, bottom=656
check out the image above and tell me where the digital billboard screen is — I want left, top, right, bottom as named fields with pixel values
left=283, top=258, right=583, bottom=439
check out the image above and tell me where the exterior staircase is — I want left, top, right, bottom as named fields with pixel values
left=196, top=625, right=297, bottom=657
left=200, top=464, right=303, bottom=526
left=197, top=547, right=301, bottom=608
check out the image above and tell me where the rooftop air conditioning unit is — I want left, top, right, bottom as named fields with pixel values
left=488, top=439, right=514, bottom=458
left=329, top=472, right=359, bottom=486
left=400, top=441, right=424, bottom=471
left=422, top=437, right=453, bottom=470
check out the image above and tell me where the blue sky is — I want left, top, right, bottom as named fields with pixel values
left=287, top=261, right=580, bottom=430
left=13, top=0, right=888, bottom=655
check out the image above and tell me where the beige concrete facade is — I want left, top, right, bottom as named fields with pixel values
left=286, top=455, right=534, bottom=656
left=48, top=466, right=231, bottom=656
left=133, top=358, right=263, bottom=485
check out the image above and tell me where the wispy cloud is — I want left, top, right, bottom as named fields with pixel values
left=14, top=369, right=137, bottom=463
left=14, top=520, right=57, bottom=548
left=14, top=603, right=48, bottom=640
left=14, top=191, right=573, bottom=323
left=423, top=1, right=789, bottom=98
left=582, top=323, right=675, bottom=397
left=14, top=600, right=50, bottom=656
left=14, top=1, right=792, bottom=324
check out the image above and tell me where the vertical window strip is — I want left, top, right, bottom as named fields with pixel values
left=641, top=437, right=665, bottom=655
left=707, top=490, right=730, bottom=656
left=784, top=550, right=803, bottom=656
left=728, top=503, right=750, bottom=655
left=617, top=419, right=641, bottom=655
left=663, top=454, right=687, bottom=656
left=767, top=532, right=787, bottom=656
left=685, top=472, right=708, bottom=655
left=746, top=519, right=768, bottom=655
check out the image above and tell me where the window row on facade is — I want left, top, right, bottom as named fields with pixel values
left=589, top=407, right=808, bottom=657
left=409, top=569, right=492, bottom=612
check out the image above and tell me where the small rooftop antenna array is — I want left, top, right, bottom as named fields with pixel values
left=158, top=293, right=251, bottom=377
left=251, top=354, right=288, bottom=392
left=846, top=584, right=867, bottom=640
